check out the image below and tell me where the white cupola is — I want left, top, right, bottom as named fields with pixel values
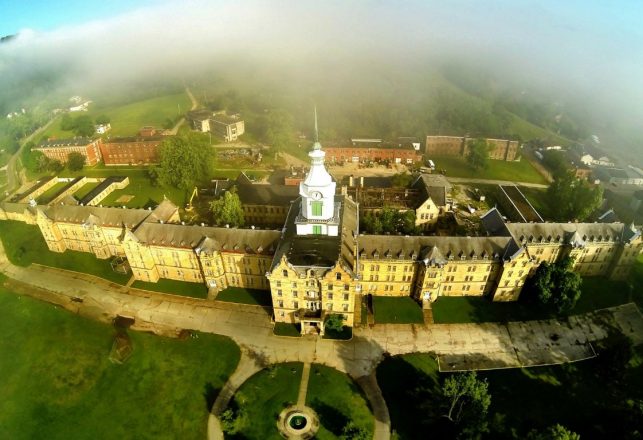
left=295, top=108, right=339, bottom=237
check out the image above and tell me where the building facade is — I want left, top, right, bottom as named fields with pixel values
left=425, top=136, right=520, bottom=161
left=2, top=143, right=641, bottom=334
left=100, top=136, right=164, bottom=166
left=35, top=138, right=102, bottom=165
left=325, top=138, right=422, bottom=164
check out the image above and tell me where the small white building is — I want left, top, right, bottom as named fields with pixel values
left=70, top=101, right=92, bottom=112
left=95, top=123, right=111, bottom=134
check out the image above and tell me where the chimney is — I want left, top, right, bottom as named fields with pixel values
left=359, top=176, right=364, bottom=188
left=349, top=175, right=354, bottom=187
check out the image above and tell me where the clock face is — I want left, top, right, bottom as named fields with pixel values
left=311, top=191, right=323, bottom=200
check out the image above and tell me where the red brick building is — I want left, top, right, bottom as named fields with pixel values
left=35, top=138, right=102, bottom=165
left=325, top=138, right=422, bottom=164
left=426, top=135, right=520, bottom=161
left=100, top=136, right=165, bottom=166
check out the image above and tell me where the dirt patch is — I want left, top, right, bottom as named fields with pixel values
left=115, top=195, right=135, bottom=203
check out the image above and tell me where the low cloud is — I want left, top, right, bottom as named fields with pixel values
left=2, top=0, right=643, bottom=139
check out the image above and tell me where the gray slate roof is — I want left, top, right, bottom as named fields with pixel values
left=236, top=184, right=299, bottom=206
left=357, top=235, right=514, bottom=262
left=133, top=222, right=281, bottom=253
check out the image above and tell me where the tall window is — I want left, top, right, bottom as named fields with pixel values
left=312, top=225, right=322, bottom=235
left=311, top=201, right=323, bottom=216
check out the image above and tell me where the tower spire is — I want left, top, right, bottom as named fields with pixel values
left=314, top=105, right=319, bottom=143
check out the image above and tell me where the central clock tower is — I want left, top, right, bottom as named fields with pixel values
left=295, top=108, right=339, bottom=237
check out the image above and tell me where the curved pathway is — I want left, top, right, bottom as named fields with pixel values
left=1, top=239, right=642, bottom=439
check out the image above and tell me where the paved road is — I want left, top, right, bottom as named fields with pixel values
left=1, top=239, right=642, bottom=439
left=4, top=117, right=57, bottom=196
left=166, top=87, right=198, bottom=135
left=445, top=176, right=549, bottom=188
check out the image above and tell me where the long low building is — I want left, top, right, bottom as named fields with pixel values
left=34, top=138, right=102, bottom=165
left=100, top=136, right=165, bottom=166
left=1, top=140, right=641, bottom=335
left=324, top=138, right=423, bottom=164
left=426, top=135, right=520, bottom=161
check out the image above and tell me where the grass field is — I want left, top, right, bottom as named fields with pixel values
left=306, top=364, right=373, bottom=439
left=229, top=363, right=303, bottom=439
left=216, top=287, right=272, bottom=306
left=131, top=279, right=208, bottom=299
left=432, top=276, right=640, bottom=324
left=518, top=185, right=553, bottom=220
left=72, top=181, right=101, bottom=201
left=0, top=220, right=130, bottom=284
left=273, top=322, right=301, bottom=337
left=58, top=166, right=188, bottom=209
left=0, top=281, right=240, bottom=440
left=431, top=155, right=548, bottom=184
left=506, top=114, right=571, bottom=146
left=377, top=351, right=643, bottom=439
left=229, top=363, right=374, bottom=439
left=35, top=180, right=68, bottom=204
left=373, top=296, right=424, bottom=324
left=42, top=92, right=191, bottom=139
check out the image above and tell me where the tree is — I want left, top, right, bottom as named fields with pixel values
left=265, top=109, right=293, bottom=149
left=340, top=421, right=370, bottom=440
left=209, top=187, right=244, bottom=227
left=527, top=424, right=580, bottom=440
left=95, top=114, right=111, bottom=125
left=73, top=115, right=95, bottom=137
left=542, top=150, right=569, bottom=177
left=442, top=371, right=491, bottom=437
left=525, top=257, right=582, bottom=314
left=466, top=138, right=490, bottom=171
left=67, top=152, right=86, bottom=171
left=154, top=133, right=213, bottom=190
left=391, top=172, right=413, bottom=188
left=60, top=113, right=75, bottom=131
left=595, top=334, right=633, bottom=382
left=324, top=314, right=345, bottom=332
left=547, top=171, right=603, bottom=221
left=362, top=212, right=383, bottom=234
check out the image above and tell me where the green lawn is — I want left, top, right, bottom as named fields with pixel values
left=306, top=364, right=374, bottom=439
left=216, top=287, right=272, bottom=306
left=228, top=363, right=374, bottom=439
left=42, top=92, right=191, bottom=139
left=73, top=181, right=101, bottom=201
left=228, top=363, right=303, bottom=439
left=131, top=279, right=208, bottom=299
left=432, top=276, right=640, bottom=324
left=506, top=114, right=571, bottom=146
left=373, top=296, right=424, bottom=324
left=518, top=185, right=553, bottom=220
left=431, top=155, right=548, bottom=184
left=0, top=220, right=130, bottom=284
left=377, top=351, right=643, bottom=439
left=0, top=281, right=240, bottom=440
left=323, top=326, right=353, bottom=340
left=273, top=322, right=301, bottom=337
left=57, top=166, right=187, bottom=209
left=35, top=180, right=68, bottom=204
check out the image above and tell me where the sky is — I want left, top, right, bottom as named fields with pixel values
left=1, top=0, right=643, bottom=151
left=0, top=0, right=158, bottom=36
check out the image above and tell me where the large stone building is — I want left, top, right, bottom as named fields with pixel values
left=2, top=133, right=641, bottom=335
left=425, top=135, right=520, bottom=161
left=35, top=138, right=103, bottom=165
